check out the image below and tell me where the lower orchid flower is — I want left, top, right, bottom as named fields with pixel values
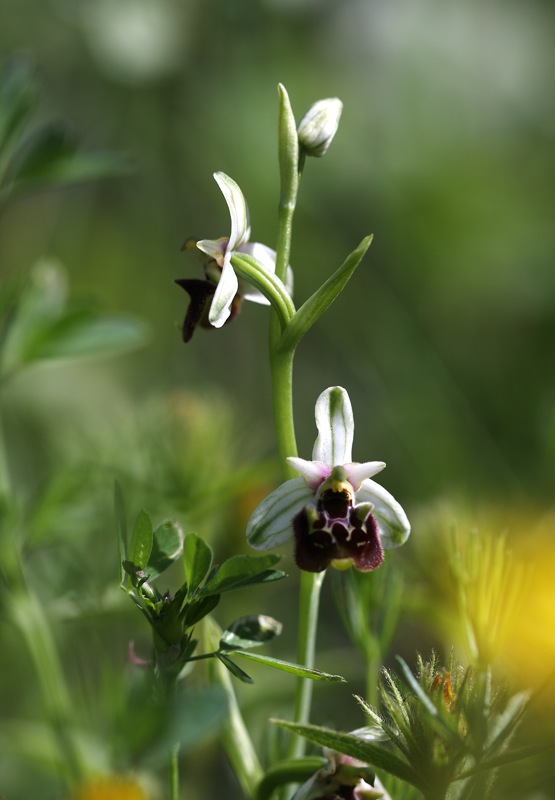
left=292, top=746, right=391, bottom=800
left=247, top=386, right=410, bottom=572
left=175, top=171, right=293, bottom=341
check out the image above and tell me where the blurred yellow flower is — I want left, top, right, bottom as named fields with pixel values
left=415, top=502, right=555, bottom=705
left=73, top=776, right=147, bottom=800
left=504, top=515, right=555, bottom=692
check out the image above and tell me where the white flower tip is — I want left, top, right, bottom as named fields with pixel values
left=344, top=461, right=386, bottom=490
left=298, top=97, right=343, bottom=157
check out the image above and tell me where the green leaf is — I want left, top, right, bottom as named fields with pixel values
left=132, top=684, right=229, bottom=765
left=219, top=615, right=283, bottom=651
left=0, top=57, right=38, bottom=169
left=24, top=309, right=148, bottom=362
left=146, top=520, right=184, bottom=580
left=216, top=653, right=254, bottom=684
left=173, top=686, right=229, bottom=751
left=197, top=553, right=285, bottom=597
left=255, top=757, right=329, bottom=800
left=459, top=741, right=555, bottom=779
left=6, top=124, right=132, bottom=196
left=1, top=259, right=67, bottom=373
left=272, top=721, right=422, bottom=789
left=484, top=689, right=531, bottom=757
left=280, top=235, right=373, bottom=352
left=0, top=259, right=148, bottom=375
left=183, top=533, right=213, bottom=595
left=234, top=651, right=345, bottom=682
left=230, top=254, right=295, bottom=330
left=128, top=510, right=153, bottom=572
left=114, top=481, right=128, bottom=586
left=180, top=594, right=221, bottom=628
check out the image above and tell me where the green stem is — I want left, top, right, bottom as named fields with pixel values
left=287, top=571, right=325, bottom=759
left=269, top=344, right=298, bottom=468
left=9, top=573, right=84, bottom=786
left=0, top=397, right=11, bottom=500
left=168, top=744, right=179, bottom=800
left=205, top=618, right=263, bottom=798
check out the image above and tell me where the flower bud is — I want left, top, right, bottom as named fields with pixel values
left=297, top=97, right=343, bottom=157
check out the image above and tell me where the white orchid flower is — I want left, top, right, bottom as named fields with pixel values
left=196, top=171, right=292, bottom=328
left=247, top=386, right=410, bottom=572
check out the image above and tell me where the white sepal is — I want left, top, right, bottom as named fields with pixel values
left=246, top=477, right=313, bottom=550
left=312, top=386, right=354, bottom=466
left=356, top=479, right=411, bottom=548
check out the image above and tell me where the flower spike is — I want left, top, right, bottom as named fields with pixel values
left=247, top=386, right=410, bottom=572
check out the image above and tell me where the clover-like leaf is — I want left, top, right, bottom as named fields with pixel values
left=180, top=594, right=221, bottom=629
left=219, top=615, right=283, bottom=651
left=128, top=510, right=153, bottom=573
left=184, top=533, right=213, bottom=595
left=146, top=520, right=184, bottom=580
left=217, top=653, right=254, bottom=684
left=234, top=651, right=345, bottom=683
left=197, top=553, right=285, bottom=597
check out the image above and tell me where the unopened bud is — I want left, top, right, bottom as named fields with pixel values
left=297, top=97, right=343, bottom=157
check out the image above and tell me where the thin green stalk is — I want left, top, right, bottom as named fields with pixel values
left=365, top=641, right=382, bottom=711
left=287, top=570, right=325, bottom=759
left=10, top=576, right=84, bottom=785
left=269, top=344, right=298, bottom=468
left=205, top=618, right=263, bottom=798
left=168, top=744, right=179, bottom=800
left=0, top=399, right=11, bottom=500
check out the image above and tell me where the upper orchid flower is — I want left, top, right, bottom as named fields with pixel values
left=176, top=172, right=292, bottom=340
left=247, top=386, right=410, bottom=572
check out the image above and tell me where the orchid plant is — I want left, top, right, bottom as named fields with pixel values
left=169, top=84, right=540, bottom=800
left=171, top=85, right=415, bottom=797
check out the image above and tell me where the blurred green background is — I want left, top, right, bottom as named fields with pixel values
left=1, top=0, right=555, bottom=798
